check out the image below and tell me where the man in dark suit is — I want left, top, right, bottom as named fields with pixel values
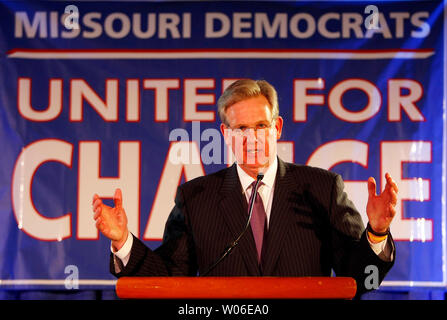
left=93, top=79, right=397, bottom=296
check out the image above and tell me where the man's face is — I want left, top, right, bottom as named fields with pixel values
left=220, top=95, right=283, bottom=175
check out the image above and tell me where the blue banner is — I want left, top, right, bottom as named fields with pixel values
left=0, top=0, right=445, bottom=291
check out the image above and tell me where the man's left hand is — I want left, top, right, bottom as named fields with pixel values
left=366, top=173, right=398, bottom=234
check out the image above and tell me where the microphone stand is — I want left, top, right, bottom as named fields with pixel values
left=201, top=173, right=264, bottom=276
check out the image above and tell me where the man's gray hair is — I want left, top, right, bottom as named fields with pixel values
left=217, top=79, right=279, bottom=126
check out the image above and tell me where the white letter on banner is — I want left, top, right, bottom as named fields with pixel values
left=70, top=79, right=118, bottom=121
left=77, top=141, right=140, bottom=239
left=411, top=12, right=430, bottom=38
left=289, top=13, right=315, bottom=39
left=329, top=79, right=381, bottom=122
left=182, top=13, right=191, bottom=38
left=144, top=79, right=180, bottom=122
left=233, top=13, right=252, bottom=38
left=104, top=13, right=131, bottom=39
left=18, top=78, right=63, bottom=121
left=364, top=13, right=392, bottom=38
left=126, top=79, right=140, bottom=122
left=82, top=13, right=102, bottom=39
left=381, top=141, right=432, bottom=241
left=144, top=142, right=204, bottom=240
left=159, top=13, right=181, bottom=39
left=12, top=139, right=72, bottom=241
left=389, top=13, right=410, bottom=38
left=293, top=79, right=325, bottom=121
left=388, top=79, right=425, bottom=121
left=254, top=13, right=287, bottom=38
left=205, top=13, right=231, bottom=38
left=132, top=13, right=156, bottom=39
left=307, top=140, right=369, bottom=225
left=184, top=79, right=215, bottom=121
left=15, top=12, right=47, bottom=38
left=49, top=12, right=58, bottom=38
left=342, top=13, right=363, bottom=38
left=318, top=13, right=341, bottom=39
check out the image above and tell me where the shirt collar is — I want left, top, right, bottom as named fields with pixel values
left=236, top=157, right=278, bottom=192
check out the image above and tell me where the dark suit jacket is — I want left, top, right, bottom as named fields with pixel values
left=111, top=158, right=395, bottom=296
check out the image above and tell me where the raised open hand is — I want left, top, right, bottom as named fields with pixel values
left=366, top=173, right=398, bottom=234
left=92, top=188, right=128, bottom=251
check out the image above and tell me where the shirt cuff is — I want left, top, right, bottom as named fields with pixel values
left=110, top=230, right=133, bottom=267
left=367, top=233, right=393, bottom=261
left=368, top=236, right=387, bottom=255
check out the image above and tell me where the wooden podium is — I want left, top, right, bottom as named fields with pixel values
left=116, top=277, right=357, bottom=299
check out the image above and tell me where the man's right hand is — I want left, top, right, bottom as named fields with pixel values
left=92, top=188, right=129, bottom=252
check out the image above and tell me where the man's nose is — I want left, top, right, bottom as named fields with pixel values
left=244, top=129, right=259, bottom=143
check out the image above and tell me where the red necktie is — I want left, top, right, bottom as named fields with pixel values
left=249, top=181, right=267, bottom=264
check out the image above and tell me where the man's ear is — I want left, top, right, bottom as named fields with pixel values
left=220, top=123, right=226, bottom=136
left=274, top=116, right=284, bottom=140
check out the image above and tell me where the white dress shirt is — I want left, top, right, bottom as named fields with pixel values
left=236, top=157, right=278, bottom=227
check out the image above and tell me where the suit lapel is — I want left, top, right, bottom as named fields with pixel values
left=262, top=158, right=296, bottom=275
left=218, top=164, right=260, bottom=275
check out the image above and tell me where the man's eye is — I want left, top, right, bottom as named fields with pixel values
left=257, top=124, right=267, bottom=129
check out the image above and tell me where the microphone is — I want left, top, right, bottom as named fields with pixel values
left=201, top=172, right=264, bottom=276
